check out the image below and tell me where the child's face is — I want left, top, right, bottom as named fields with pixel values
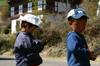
left=26, top=24, right=37, bottom=33
left=69, top=18, right=87, bottom=34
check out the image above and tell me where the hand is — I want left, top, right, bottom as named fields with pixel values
left=91, top=57, right=96, bottom=61
left=40, top=40, right=45, bottom=45
left=89, top=49, right=95, bottom=56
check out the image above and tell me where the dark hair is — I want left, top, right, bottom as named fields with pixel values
left=69, top=16, right=88, bottom=23
left=21, top=21, right=38, bottom=28
left=68, top=17, right=75, bottom=23
left=21, top=21, right=27, bottom=28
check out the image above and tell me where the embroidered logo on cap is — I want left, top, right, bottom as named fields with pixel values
left=78, top=11, right=83, bottom=13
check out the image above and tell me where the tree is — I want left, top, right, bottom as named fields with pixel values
left=81, top=0, right=99, bottom=18
left=3, top=28, right=9, bottom=34
left=0, top=5, right=10, bottom=20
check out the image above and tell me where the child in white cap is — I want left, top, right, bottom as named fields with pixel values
left=14, top=14, right=45, bottom=66
left=66, top=9, right=96, bottom=66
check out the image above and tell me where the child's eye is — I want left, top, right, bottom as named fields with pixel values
left=75, top=24, right=79, bottom=26
left=83, top=24, right=85, bottom=26
left=82, top=23, right=86, bottom=26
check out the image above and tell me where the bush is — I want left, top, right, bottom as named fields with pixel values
left=0, top=34, right=16, bottom=55
left=33, top=21, right=68, bottom=47
left=0, top=5, right=10, bottom=20
left=81, top=0, right=98, bottom=18
left=3, top=28, right=9, bottom=34
left=31, top=10, right=42, bottom=16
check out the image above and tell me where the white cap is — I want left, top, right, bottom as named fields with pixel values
left=17, top=14, right=43, bottom=28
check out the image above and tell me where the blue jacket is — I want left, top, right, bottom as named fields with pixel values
left=14, top=31, right=44, bottom=66
left=66, top=32, right=91, bottom=66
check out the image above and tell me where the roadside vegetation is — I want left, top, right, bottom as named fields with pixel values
left=0, top=34, right=15, bottom=55
left=1, top=16, right=100, bottom=57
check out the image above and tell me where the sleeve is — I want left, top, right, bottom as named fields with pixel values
left=21, top=36, right=44, bottom=53
left=67, top=34, right=90, bottom=58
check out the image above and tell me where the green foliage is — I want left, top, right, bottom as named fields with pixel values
left=41, top=16, right=51, bottom=27
left=3, top=28, right=9, bottom=34
left=31, top=10, right=42, bottom=16
left=0, top=34, right=16, bottom=54
left=82, top=0, right=99, bottom=18
left=33, top=21, right=68, bottom=47
left=33, top=29, right=43, bottom=39
left=48, top=49, right=62, bottom=57
left=28, top=0, right=46, bottom=12
left=16, top=27, right=21, bottom=32
left=55, top=49, right=62, bottom=57
left=28, top=0, right=38, bottom=9
left=0, top=1, right=8, bottom=6
left=0, top=5, right=10, bottom=20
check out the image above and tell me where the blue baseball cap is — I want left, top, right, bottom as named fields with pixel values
left=67, top=9, right=89, bottom=21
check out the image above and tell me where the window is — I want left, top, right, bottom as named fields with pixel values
left=58, top=2, right=66, bottom=12
left=38, top=0, right=46, bottom=10
left=19, top=5, right=23, bottom=14
left=11, top=7, right=14, bottom=16
left=38, top=0, right=42, bottom=10
left=44, top=0, right=46, bottom=10
left=55, top=1, right=57, bottom=11
left=28, top=2, right=32, bottom=12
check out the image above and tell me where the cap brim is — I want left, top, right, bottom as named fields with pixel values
left=26, top=21, right=43, bottom=29
left=73, top=13, right=89, bottom=19
left=35, top=24, right=43, bottom=28
left=39, top=26, right=43, bottom=28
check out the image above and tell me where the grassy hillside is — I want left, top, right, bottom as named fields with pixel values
left=0, top=16, right=100, bottom=58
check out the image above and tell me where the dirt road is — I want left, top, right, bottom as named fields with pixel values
left=0, top=56, right=100, bottom=66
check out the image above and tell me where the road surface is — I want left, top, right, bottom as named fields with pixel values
left=0, top=56, right=100, bottom=66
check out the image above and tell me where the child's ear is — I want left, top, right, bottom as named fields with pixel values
left=69, top=21, right=72, bottom=25
left=69, top=21, right=73, bottom=27
left=25, top=23, right=27, bottom=26
left=25, top=23, right=28, bottom=27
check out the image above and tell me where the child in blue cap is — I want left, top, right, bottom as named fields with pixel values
left=66, top=9, right=96, bottom=66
